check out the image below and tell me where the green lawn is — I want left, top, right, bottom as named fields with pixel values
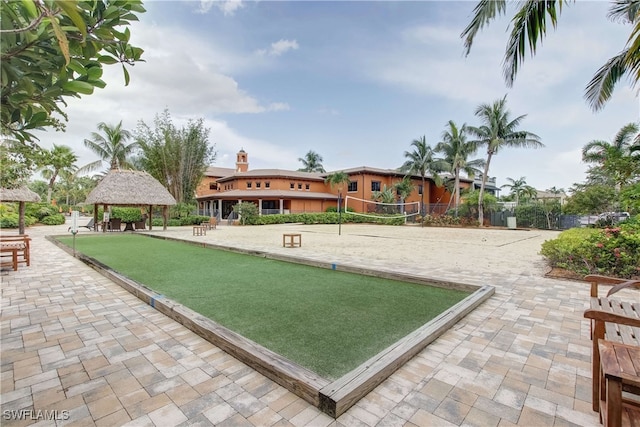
left=58, top=234, right=469, bottom=379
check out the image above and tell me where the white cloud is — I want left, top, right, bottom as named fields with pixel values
left=199, top=0, right=244, bottom=16
left=257, top=39, right=299, bottom=57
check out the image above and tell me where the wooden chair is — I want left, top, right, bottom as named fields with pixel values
left=0, top=235, right=31, bottom=270
left=202, top=217, right=217, bottom=230
left=108, top=218, right=122, bottom=232
left=582, top=275, right=640, bottom=425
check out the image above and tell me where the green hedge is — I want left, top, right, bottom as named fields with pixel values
left=242, top=212, right=405, bottom=226
left=41, top=214, right=66, bottom=225
left=541, top=219, right=640, bottom=278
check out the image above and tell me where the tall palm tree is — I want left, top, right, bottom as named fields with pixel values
left=435, top=121, right=485, bottom=217
left=81, top=121, right=138, bottom=173
left=400, top=136, right=447, bottom=223
left=582, top=122, right=640, bottom=195
left=39, top=144, right=78, bottom=203
left=324, top=171, right=351, bottom=235
left=467, top=96, right=543, bottom=225
left=501, top=176, right=537, bottom=205
left=461, top=0, right=640, bottom=111
left=298, top=150, right=326, bottom=173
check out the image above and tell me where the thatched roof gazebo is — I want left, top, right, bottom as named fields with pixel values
left=85, top=169, right=176, bottom=232
left=0, top=186, right=41, bottom=235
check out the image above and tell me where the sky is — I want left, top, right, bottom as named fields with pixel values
left=35, top=0, right=639, bottom=193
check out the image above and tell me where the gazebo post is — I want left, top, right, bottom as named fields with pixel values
left=18, top=202, right=25, bottom=235
left=93, top=204, right=98, bottom=231
left=148, top=204, right=153, bottom=231
left=162, top=205, right=168, bottom=231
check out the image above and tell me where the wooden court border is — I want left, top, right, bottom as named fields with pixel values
left=48, top=234, right=494, bottom=417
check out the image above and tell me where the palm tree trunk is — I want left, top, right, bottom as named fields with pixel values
left=478, top=153, right=493, bottom=226
left=421, top=176, right=426, bottom=227
left=454, top=169, right=460, bottom=217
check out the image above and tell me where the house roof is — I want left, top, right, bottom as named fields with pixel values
left=204, top=166, right=236, bottom=177
left=197, top=189, right=337, bottom=201
left=85, top=169, right=177, bottom=206
left=216, top=169, right=325, bottom=183
left=0, top=186, right=41, bottom=202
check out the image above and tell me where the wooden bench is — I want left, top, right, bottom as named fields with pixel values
left=583, top=275, right=640, bottom=419
left=193, top=226, right=206, bottom=236
left=283, top=233, right=301, bottom=248
left=0, top=234, right=31, bottom=271
left=597, top=340, right=640, bottom=427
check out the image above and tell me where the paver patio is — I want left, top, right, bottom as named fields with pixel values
left=0, top=223, right=611, bottom=426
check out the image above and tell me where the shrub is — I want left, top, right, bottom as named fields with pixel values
left=541, top=222, right=640, bottom=278
left=110, top=207, right=143, bottom=223
left=41, top=214, right=66, bottom=225
left=24, top=203, right=58, bottom=221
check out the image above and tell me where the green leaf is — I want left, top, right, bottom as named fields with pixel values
left=122, top=64, right=130, bottom=86
left=20, top=0, right=38, bottom=19
left=56, top=0, right=87, bottom=40
left=97, top=55, right=118, bottom=65
left=62, top=80, right=94, bottom=94
left=49, top=16, right=70, bottom=65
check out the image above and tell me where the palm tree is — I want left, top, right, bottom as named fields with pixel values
left=39, top=144, right=78, bottom=203
left=461, top=0, right=639, bottom=111
left=582, top=122, right=640, bottom=196
left=324, top=171, right=351, bottom=235
left=400, top=136, right=447, bottom=224
left=393, top=176, right=415, bottom=213
left=467, top=96, right=543, bottom=225
left=501, top=176, right=537, bottom=205
left=81, top=121, right=138, bottom=173
left=298, top=150, right=326, bottom=173
left=435, top=121, right=485, bottom=217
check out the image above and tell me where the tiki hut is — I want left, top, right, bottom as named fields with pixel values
left=85, top=170, right=176, bottom=232
left=0, top=186, right=41, bottom=235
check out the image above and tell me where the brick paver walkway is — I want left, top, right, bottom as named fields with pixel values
left=1, top=224, right=606, bottom=426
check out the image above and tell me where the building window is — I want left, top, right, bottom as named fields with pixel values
left=256, top=182, right=261, bottom=188
left=348, top=181, right=357, bottom=192
left=265, top=182, right=270, bottom=189
left=209, top=183, right=217, bottom=190
left=298, top=183, right=302, bottom=190
left=371, top=181, right=381, bottom=192
left=418, top=185, right=423, bottom=195
left=246, top=182, right=252, bottom=189
left=290, top=182, right=295, bottom=190
left=305, top=184, right=310, bottom=191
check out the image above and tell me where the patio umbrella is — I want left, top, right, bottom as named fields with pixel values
left=0, top=186, right=41, bottom=235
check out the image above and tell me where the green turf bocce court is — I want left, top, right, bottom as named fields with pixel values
left=54, top=233, right=492, bottom=416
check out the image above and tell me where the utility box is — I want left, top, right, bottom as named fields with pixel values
left=507, top=217, right=517, bottom=229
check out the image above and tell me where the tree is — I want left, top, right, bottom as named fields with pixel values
left=467, top=96, right=543, bottom=225
left=400, top=136, right=448, bottom=223
left=501, top=176, right=537, bottom=205
left=393, top=176, right=415, bottom=207
left=136, top=110, right=216, bottom=204
left=324, top=171, right=351, bottom=235
left=39, top=144, right=78, bottom=203
left=1, top=0, right=145, bottom=143
left=82, top=121, right=138, bottom=173
left=461, top=0, right=639, bottom=111
left=298, top=150, right=326, bottom=173
left=435, top=121, right=484, bottom=217
left=582, top=122, right=640, bottom=195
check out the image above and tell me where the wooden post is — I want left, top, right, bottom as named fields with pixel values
left=18, top=201, right=25, bottom=235
left=162, top=205, right=168, bottom=230
left=148, top=204, right=153, bottom=231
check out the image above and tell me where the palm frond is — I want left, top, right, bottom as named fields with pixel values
left=584, top=50, right=629, bottom=112
left=462, top=0, right=507, bottom=55
left=503, top=1, right=563, bottom=85
left=607, top=0, right=640, bottom=23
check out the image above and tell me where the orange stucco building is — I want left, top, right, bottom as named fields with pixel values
left=195, top=150, right=472, bottom=219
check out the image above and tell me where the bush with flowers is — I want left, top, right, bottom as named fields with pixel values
left=541, top=215, right=640, bottom=279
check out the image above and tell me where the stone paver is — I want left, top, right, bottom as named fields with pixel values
left=0, top=223, right=612, bottom=426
